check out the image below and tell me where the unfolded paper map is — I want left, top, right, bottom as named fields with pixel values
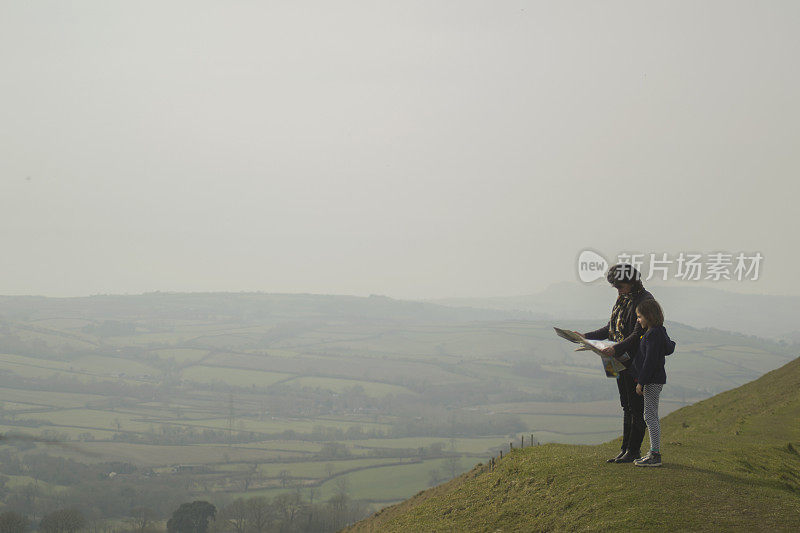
left=553, top=327, right=627, bottom=378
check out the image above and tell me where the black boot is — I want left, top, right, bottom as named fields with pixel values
left=614, top=449, right=641, bottom=463
left=607, top=450, right=626, bottom=463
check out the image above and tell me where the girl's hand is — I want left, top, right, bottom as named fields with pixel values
left=601, top=346, right=615, bottom=357
left=636, top=384, right=643, bottom=396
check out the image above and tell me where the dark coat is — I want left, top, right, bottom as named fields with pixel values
left=633, top=325, right=676, bottom=386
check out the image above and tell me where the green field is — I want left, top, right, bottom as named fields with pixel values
left=281, top=376, right=415, bottom=397
left=0, top=292, right=794, bottom=527
left=317, top=458, right=468, bottom=501
left=181, top=366, right=293, bottom=387
left=152, top=348, right=210, bottom=364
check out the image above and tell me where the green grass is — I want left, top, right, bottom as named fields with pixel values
left=317, top=458, right=471, bottom=501
left=230, top=458, right=473, bottom=503
left=281, top=376, right=416, bottom=397
left=151, top=348, right=210, bottom=363
left=177, top=416, right=391, bottom=435
left=71, top=355, right=159, bottom=376
left=254, top=457, right=401, bottom=479
left=26, top=409, right=156, bottom=433
left=347, top=357, right=800, bottom=532
left=0, top=386, right=106, bottom=409
left=26, top=318, right=93, bottom=329
left=49, top=441, right=306, bottom=466
left=348, top=437, right=512, bottom=455
left=0, top=423, right=115, bottom=441
left=0, top=353, right=147, bottom=385
left=180, top=366, right=293, bottom=387
left=486, top=399, right=623, bottom=416
left=229, top=440, right=322, bottom=453
left=2, top=474, right=60, bottom=491
left=523, top=430, right=619, bottom=445
left=515, top=413, right=618, bottom=434
left=0, top=353, right=74, bottom=369
left=263, top=349, right=302, bottom=358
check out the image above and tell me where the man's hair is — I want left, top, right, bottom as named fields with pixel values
left=636, top=299, right=664, bottom=327
left=606, top=263, right=643, bottom=291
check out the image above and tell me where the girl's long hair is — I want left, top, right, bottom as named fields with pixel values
left=637, top=299, right=665, bottom=328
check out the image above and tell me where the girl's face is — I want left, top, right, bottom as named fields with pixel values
left=636, top=310, right=649, bottom=330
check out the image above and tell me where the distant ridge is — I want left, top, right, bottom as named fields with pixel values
left=347, top=356, right=800, bottom=532
left=0, top=292, right=546, bottom=324
left=5, top=287, right=798, bottom=340
left=430, top=282, right=800, bottom=340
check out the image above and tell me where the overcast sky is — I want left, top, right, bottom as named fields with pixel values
left=1, top=1, right=797, bottom=299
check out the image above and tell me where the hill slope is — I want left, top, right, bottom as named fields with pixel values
left=348, top=357, right=800, bottom=532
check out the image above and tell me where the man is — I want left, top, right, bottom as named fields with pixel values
left=581, top=264, right=654, bottom=463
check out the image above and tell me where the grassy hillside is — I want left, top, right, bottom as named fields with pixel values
left=347, top=357, right=800, bottom=532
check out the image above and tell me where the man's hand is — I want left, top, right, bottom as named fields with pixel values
left=601, top=346, right=615, bottom=357
left=636, top=384, right=643, bottom=396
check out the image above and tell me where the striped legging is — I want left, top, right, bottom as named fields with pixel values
left=643, top=383, right=663, bottom=453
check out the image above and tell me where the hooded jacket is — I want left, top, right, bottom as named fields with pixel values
left=634, top=325, right=676, bottom=386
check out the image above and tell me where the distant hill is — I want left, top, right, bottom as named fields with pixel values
left=431, top=282, right=800, bottom=340
left=0, top=292, right=793, bottom=401
left=347, top=357, right=800, bottom=532
left=5, top=287, right=799, bottom=340
left=0, top=292, right=545, bottom=325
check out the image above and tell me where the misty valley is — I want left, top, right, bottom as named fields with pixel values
left=0, top=293, right=793, bottom=531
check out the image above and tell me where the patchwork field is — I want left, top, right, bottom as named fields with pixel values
left=0, top=292, right=794, bottom=523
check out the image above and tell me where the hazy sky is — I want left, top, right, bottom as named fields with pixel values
left=1, top=1, right=798, bottom=299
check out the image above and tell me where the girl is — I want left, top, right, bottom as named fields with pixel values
left=632, top=299, right=675, bottom=467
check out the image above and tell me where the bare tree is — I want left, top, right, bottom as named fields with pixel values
left=220, top=499, right=247, bottom=533
left=128, top=506, right=156, bottom=532
left=444, top=455, right=461, bottom=479
left=246, top=496, right=274, bottom=533
left=428, top=467, right=444, bottom=487
left=40, top=508, right=86, bottom=533
left=274, top=491, right=303, bottom=525
left=333, top=477, right=349, bottom=499
left=0, top=511, right=28, bottom=533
